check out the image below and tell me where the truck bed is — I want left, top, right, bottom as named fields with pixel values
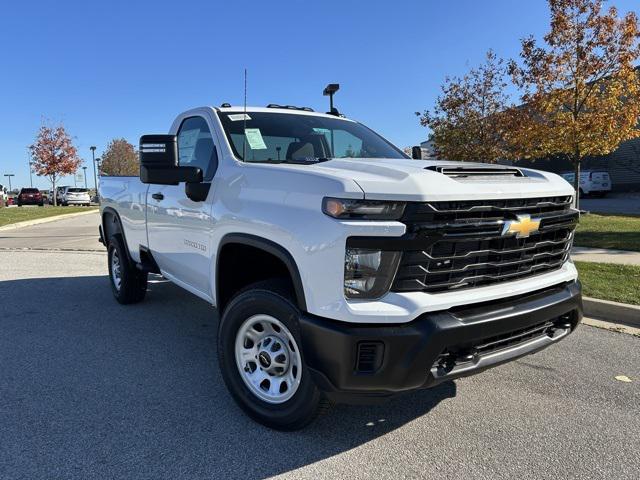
left=99, top=176, right=149, bottom=263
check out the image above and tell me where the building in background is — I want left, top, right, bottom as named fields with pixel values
left=419, top=136, right=640, bottom=192
left=511, top=138, right=640, bottom=192
left=419, top=139, right=438, bottom=159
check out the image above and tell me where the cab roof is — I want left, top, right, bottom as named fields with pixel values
left=215, top=105, right=353, bottom=121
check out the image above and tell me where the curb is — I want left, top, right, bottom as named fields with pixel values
left=583, top=296, right=640, bottom=328
left=0, top=209, right=98, bottom=232
left=582, top=318, right=640, bottom=338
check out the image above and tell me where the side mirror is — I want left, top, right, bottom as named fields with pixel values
left=139, top=134, right=203, bottom=185
left=411, top=146, right=423, bottom=160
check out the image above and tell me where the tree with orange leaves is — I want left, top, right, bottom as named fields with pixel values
left=508, top=0, right=640, bottom=208
left=417, top=50, right=512, bottom=163
left=29, top=123, right=82, bottom=206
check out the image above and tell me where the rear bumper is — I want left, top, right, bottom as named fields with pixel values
left=65, top=199, right=90, bottom=204
left=299, top=281, right=582, bottom=400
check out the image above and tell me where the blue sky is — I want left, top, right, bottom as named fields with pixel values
left=0, top=0, right=637, bottom=190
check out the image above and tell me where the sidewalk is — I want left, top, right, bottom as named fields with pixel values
left=571, top=246, right=640, bottom=266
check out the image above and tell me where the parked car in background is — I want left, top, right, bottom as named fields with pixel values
left=561, top=171, right=611, bottom=197
left=0, top=184, right=8, bottom=205
left=61, top=187, right=91, bottom=206
left=49, top=186, right=68, bottom=205
left=17, top=188, right=44, bottom=207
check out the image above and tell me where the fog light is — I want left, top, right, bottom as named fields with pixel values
left=344, top=249, right=401, bottom=299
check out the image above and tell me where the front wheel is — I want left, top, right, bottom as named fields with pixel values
left=218, top=280, right=329, bottom=430
left=107, top=234, right=147, bottom=304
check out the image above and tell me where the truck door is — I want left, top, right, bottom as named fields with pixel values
left=146, top=115, right=219, bottom=299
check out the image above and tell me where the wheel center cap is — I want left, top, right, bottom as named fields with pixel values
left=258, top=351, right=271, bottom=368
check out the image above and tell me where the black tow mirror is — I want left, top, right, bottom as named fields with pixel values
left=411, top=146, right=423, bottom=160
left=139, top=134, right=202, bottom=185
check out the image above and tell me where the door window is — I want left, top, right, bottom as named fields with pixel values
left=177, top=116, right=218, bottom=180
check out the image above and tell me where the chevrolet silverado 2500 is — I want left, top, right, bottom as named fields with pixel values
left=99, top=105, right=582, bottom=430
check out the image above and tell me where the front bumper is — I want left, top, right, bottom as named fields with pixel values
left=299, top=281, right=582, bottom=400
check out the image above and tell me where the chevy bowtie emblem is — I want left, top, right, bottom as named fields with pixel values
left=502, top=214, right=541, bottom=238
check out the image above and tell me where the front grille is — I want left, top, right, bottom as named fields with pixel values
left=392, top=196, right=578, bottom=293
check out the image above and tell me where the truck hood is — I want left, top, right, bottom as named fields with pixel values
left=314, top=158, right=574, bottom=201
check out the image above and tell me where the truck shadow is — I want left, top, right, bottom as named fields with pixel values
left=0, top=274, right=456, bottom=479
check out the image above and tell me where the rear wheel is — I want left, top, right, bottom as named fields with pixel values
left=218, top=280, right=329, bottom=430
left=107, top=234, right=147, bottom=304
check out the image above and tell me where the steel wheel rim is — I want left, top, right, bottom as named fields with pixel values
left=234, top=314, right=302, bottom=404
left=111, top=250, right=122, bottom=291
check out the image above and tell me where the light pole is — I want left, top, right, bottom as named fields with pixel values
left=90, top=146, right=97, bottom=197
left=27, top=149, right=33, bottom=188
left=82, top=166, right=88, bottom=188
left=4, top=174, right=14, bottom=192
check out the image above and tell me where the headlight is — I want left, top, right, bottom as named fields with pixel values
left=323, top=197, right=406, bottom=220
left=344, top=248, right=401, bottom=299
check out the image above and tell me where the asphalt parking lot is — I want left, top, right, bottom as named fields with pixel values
left=0, top=212, right=101, bottom=251
left=0, top=217, right=639, bottom=479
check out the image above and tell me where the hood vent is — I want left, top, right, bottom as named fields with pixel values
left=426, top=165, right=524, bottom=178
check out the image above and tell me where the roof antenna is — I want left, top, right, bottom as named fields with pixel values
left=242, top=68, right=248, bottom=161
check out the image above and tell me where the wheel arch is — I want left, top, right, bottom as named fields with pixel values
left=101, top=207, right=133, bottom=262
left=216, top=233, right=307, bottom=313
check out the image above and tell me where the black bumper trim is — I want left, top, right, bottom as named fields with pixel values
left=299, top=281, right=582, bottom=397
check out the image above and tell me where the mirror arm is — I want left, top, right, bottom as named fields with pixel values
left=185, top=182, right=211, bottom=202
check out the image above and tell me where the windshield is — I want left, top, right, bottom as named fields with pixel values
left=218, top=111, right=407, bottom=163
left=67, top=188, right=87, bottom=193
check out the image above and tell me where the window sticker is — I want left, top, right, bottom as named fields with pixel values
left=178, top=129, right=199, bottom=163
left=228, top=113, right=251, bottom=121
left=244, top=128, right=267, bottom=150
left=312, top=127, right=330, bottom=136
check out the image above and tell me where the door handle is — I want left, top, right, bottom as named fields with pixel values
left=152, top=193, right=164, bottom=201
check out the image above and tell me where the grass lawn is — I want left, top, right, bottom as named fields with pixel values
left=0, top=206, right=97, bottom=228
left=574, top=213, right=640, bottom=252
left=575, top=261, right=640, bottom=305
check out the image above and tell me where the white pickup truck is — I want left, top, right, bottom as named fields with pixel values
left=99, top=105, right=582, bottom=430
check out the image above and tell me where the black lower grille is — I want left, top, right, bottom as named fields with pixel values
left=392, top=197, right=578, bottom=293
left=432, top=312, right=575, bottom=372
left=355, top=342, right=384, bottom=373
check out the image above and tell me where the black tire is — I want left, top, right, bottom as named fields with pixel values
left=107, top=234, right=147, bottom=304
left=217, top=279, right=329, bottom=430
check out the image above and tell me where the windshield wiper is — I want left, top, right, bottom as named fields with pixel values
left=251, top=157, right=332, bottom=165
